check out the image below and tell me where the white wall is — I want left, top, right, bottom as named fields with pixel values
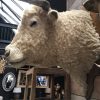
left=67, top=0, right=86, bottom=10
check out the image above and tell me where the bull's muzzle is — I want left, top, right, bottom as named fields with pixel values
left=5, top=46, right=24, bottom=63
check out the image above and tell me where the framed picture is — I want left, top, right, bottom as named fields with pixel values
left=17, top=70, right=26, bottom=87
left=17, top=70, right=49, bottom=88
left=36, top=75, right=49, bottom=88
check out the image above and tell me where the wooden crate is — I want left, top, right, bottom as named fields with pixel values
left=23, top=67, right=71, bottom=100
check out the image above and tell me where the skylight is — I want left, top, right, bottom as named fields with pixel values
left=0, top=0, right=30, bottom=25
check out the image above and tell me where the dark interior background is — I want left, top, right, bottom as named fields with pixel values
left=48, top=0, right=66, bottom=12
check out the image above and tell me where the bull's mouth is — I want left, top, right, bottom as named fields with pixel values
left=7, top=59, right=25, bottom=68
left=10, top=60, right=23, bottom=65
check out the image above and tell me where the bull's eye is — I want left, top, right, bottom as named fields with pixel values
left=30, top=21, right=37, bottom=27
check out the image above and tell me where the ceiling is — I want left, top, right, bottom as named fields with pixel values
left=0, top=0, right=29, bottom=25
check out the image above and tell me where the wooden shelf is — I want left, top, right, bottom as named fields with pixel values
left=23, top=67, right=71, bottom=100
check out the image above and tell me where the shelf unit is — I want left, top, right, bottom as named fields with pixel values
left=23, top=67, right=71, bottom=100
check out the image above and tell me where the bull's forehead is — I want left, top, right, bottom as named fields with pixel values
left=23, top=5, right=43, bottom=17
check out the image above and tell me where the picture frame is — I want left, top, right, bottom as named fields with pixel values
left=36, top=75, right=49, bottom=88
left=17, top=70, right=26, bottom=88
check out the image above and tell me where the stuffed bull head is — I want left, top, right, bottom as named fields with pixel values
left=5, top=0, right=58, bottom=68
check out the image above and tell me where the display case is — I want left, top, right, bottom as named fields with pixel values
left=23, top=67, right=71, bottom=100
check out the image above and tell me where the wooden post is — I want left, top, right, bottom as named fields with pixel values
left=24, top=75, right=28, bottom=100
left=30, top=69, right=36, bottom=100
left=64, top=73, right=71, bottom=100
left=50, top=75, right=55, bottom=100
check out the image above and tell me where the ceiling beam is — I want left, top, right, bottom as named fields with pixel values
left=0, top=23, right=17, bottom=29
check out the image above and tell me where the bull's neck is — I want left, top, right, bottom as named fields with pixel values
left=43, top=23, right=58, bottom=66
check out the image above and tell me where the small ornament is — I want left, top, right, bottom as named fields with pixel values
left=0, top=57, right=6, bottom=73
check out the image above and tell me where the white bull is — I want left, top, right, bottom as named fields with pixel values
left=5, top=0, right=100, bottom=99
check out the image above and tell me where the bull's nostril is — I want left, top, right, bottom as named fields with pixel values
left=5, top=50, right=10, bottom=57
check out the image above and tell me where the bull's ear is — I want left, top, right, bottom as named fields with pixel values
left=48, top=10, right=58, bottom=21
